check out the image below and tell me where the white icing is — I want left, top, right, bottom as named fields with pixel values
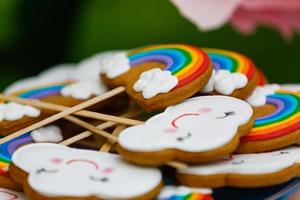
left=280, top=84, right=300, bottom=92
left=158, top=186, right=212, bottom=199
left=100, top=52, right=131, bottom=79
left=119, top=96, right=253, bottom=152
left=60, top=79, right=107, bottom=100
left=178, top=146, right=300, bottom=175
left=133, top=68, right=178, bottom=99
left=246, top=84, right=280, bottom=107
left=0, top=102, right=40, bottom=122
left=31, top=125, right=63, bottom=143
left=12, top=143, right=162, bottom=199
left=202, top=69, right=248, bottom=95
left=0, top=187, right=25, bottom=200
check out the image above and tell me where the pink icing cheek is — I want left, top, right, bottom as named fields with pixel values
left=102, top=167, right=113, bottom=174
left=51, top=158, right=63, bottom=164
left=198, top=107, right=212, bottom=113
left=163, top=128, right=178, bottom=133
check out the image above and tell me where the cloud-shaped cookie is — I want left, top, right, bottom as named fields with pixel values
left=11, top=143, right=162, bottom=200
left=177, top=146, right=300, bottom=188
left=118, top=96, right=253, bottom=165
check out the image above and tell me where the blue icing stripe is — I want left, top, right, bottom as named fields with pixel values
left=129, top=49, right=186, bottom=73
left=208, top=53, right=234, bottom=71
left=18, top=85, right=65, bottom=98
left=255, top=94, right=298, bottom=126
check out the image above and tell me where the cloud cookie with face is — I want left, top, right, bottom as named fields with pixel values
left=10, top=143, right=163, bottom=200
left=117, top=96, right=254, bottom=166
left=176, top=146, right=300, bottom=188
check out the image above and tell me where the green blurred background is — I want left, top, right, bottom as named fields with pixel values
left=1, top=0, right=300, bottom=91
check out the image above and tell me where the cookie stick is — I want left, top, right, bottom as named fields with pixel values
left=100, top=125, right=126, bottom=152
left=0, top=92, right=142, bottom=126
left=0, top=87, right=124, bottom=144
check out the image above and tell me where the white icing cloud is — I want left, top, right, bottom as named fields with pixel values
left=158, top=186, right=212, bottom=199
left=280, top=84, right=300, bottom=92
left=12, top=143, right=162, bottom=199
left=0, top=102, right=40, bottom=122
left=178, top=146, right=300, bottom=175
left=246, top=84, right=280, bottom=107
left=100, top=52, right=131, bottom=79
left=119, top=96, right=253, bottom=153
left=31, top=125, right=63, bottom=143
left=61, top=79, right=107, bottom=100
left=133, top=68, right=178, bottom=99
left=202, top=69, right=248, bottom=95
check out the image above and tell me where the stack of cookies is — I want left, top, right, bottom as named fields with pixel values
left=0, top=44, right=299, bottom=200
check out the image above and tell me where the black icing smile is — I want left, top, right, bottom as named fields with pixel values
left=177, top=132, right=192, bottom=142
left=232, top=160, right=245, bottom=165
left=216, top=111, right=235, bottom=119
left=36, top=168, right=59, bottom=175
left=89, top=175, right=109, bottom=183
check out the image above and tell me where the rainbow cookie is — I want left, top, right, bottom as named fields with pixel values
left=10, top=143, right=163, bottom=200
left=117, top=96, right=254, bottom=166
left=158, top=186, right=213, bottom=200
left=238, top=89, right=300, bottom=153
left=101, top=44, right=212, bottom=111
left=201, top=48, right=258, bottom=99
left=176, top=146, right=300, bottom=188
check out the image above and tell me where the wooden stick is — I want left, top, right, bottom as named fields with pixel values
left=0, top=87, right=125, bottom=144
left=167, top=161, right=188, bottom=169
left=65, top=116, right=118, bottom=142
left=60, top=121, right=116, bottom=146
left=100, top=125, right=126, bottom=152
left=0, top=90, right=143, bottom=126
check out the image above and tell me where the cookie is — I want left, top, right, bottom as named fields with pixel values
left=201, top=48, right=258, bottom=99
left=0, top=125, right=63, bottom=190
left=101, top=44, right=212, bottom=111
left=239, top=88, right=300, bottom=153
left=117, top=96, right=254, bottom=166
left=158, top=186, right=213, bottom=200
left=176, top=146, right=300, bottom=188
left=0, top=187, right=25, bottom=200
left=10, top=143, right=163, bottom=200
left=257, top=69, right=268, bottom=86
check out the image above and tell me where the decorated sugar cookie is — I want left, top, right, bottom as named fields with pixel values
left=201, top=48, right=258, bottom=99
left=158, top=186, right=213, bottom=200
left=117, top=96, right=254, bottom=166
left=177, top=146, right=300, bottom=188
left=239, top=89, right=300, bottom=153
left=100, top=44, right=212, bottom=111
left=10, top=143, right=162, bottom=200
left=0, top=125, right=63, bottom=190
left=0, top=187, right=25, bottom=200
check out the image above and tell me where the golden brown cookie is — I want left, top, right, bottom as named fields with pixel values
left=10, top=143, right=163, bottom=200
left=117, top=96, right=254, bottom=166
left=101, top=44, right=213, bottom=111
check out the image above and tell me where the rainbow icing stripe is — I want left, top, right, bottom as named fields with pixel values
left=128, top=44, right=210, bottom=89
left=242, top=90, right=300, bottom=141
left=160, top=193, right=213, bottom=200
left=11, top=81, right=71, bottom=99
left=0, top=134, right=32, bottom=176
left=204, top=48, right=256, bottom=80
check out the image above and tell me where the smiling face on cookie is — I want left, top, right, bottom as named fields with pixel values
left=12, top=143, right=162, bottom=199
left=119, top=96, right=253, bottom=153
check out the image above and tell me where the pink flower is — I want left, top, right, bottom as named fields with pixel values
left=171, top=0, right=300, bottom=39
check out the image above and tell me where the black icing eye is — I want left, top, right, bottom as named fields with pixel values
left=36, top=168, right=58, bottom=175
left=216, top=111, right=236, bottom=119
left=273, top=151, right=289, bottom=155
left=176, top=132, right=192, bottom=142
left=232, top=160, right=244, bottom=165
left=89, top=176, right=109, bottom=183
